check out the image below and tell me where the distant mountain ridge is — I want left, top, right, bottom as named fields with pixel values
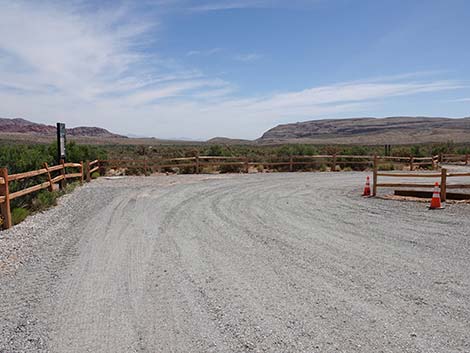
left=3, top=116, right=470, bottom=146
left=0, top=117, right=126, bottom=138
left=259, top=116, right=470, bottom=144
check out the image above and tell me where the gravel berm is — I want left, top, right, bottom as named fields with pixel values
left=1, top=172, right=469, bottom=353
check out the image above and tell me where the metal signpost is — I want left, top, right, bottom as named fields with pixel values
left=384, top=144, right=392, bottom=156
left=57, top=123, right=66, bottom=163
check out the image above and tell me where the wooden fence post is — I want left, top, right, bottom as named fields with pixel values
left=439, top=153, right=443, bottom=164
left=156, top=158, right=162, bottom=174
left=43, top=162, right=54, bottom=192
left=60, top=159, right=66, bottom=190
left=441, top=168, right=447, bottom=202
left=289, top=156, right=293, bottom=172
left=99, top=160, right=106, bottom=176
left=244, top=157, right=249, bottom=173
left=332, top=153, right=337, bottom=172
left=466, top=154, right=469, bottom=165
left=86, top=161, right=91, bottom=182
left=409, top=156, right=414, bottom=171
left=195, top=155, right=200, bottom=174
left=143, top=159, right=148, bottom=176
left=0, top=168, right=12, bottom=229
left=80, top=161, right=84, bottom=185
left=372, top=155, right=378, bottom=196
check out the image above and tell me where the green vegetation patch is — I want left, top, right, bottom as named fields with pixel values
left=11, top=207, right=30, bottom=225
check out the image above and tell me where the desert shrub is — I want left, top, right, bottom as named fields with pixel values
left=204, top=145, right=232, bottom=157
left=200, top=165, right=217, bottom=174
left=1, top=142, right=106, bottom=208
left=344, top=145, right=369, bottom=156
left=456, top=146, right=470, bottom=154
left=125, top=166, right=146, bottom=175
left=91, top=171, right=100, bottom=179
left=0, top=144, right=53, bottom=175
left=378, top=163, right=395, bottom=171
left=319, top=164, right=328, bottom=172
left=11, top=207, right=30, bottom=225
left=31, top=190, right=59, bottom=212
left=219, top=164, right=243, bottom=173
left=48, top=141, right=107, bottom=165
left=64, top=181, right=80, bottom=193
left=275, top=144, right=318, bottom=157
left=342, top=166, right=353, bottom=172
left=179, top=166, right=196, bottom=174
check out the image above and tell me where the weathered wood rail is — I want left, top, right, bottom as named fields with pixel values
left=441, top=153, right=470, bottom=165
left=99, top=154, right=438, bottom=174
left=1, top=153, right=468, bottom=230
left=0, top=161, right=83, bottom=229
left=85, top=159, right=99, bottom=182
left=373, top=166, right=470, bottom=201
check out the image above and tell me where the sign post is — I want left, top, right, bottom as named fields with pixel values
left=384, top=144, right=392, bottom=156
left=57, top=123, right=66, bottom=163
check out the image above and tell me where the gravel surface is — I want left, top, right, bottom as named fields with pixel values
left=1, top=172, right=469, bottom=353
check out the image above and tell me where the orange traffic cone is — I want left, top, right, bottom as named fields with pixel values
left=363, top=176, right=371, bottom=196
left=429, top=182, right=444, bottom=209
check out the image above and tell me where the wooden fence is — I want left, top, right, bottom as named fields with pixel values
left=373, top=167, right=470, bottom=201
left=99, top=154, right=438, bottom=174
left=0, top=161, right=83, bottom=229
left=85, top=159, right=99, bottom=182
left=1, top=153, right=468, bottom=230
left=441, top=154, right=470, bottom=165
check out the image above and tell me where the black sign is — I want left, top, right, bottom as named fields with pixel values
left=57, top=123, right=66, bottom=162
left=384, top=144, right=392, bottom=156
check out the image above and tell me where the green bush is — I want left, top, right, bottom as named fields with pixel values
left=64, top=181, right=80, bottom=193
left=0, top=142, right=106, bottom=210
left=31, top=190, right=59, bottom=212
left=0, top=142, right=107, bottom=174
left=11, top=207, right=30, bottom=225
left=378, top=163, right=395, bottom=171
left=91, top=171, right=100, bottom=179
left=219, top=164, right=243, bottom=173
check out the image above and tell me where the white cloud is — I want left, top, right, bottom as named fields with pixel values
left=188, top=0, right=318, bottom=11
left=186, top=48, right=222, bottom=56
left=234, top=53, right=262, bottom=62
left=124, top=79, right=231, bottom=105
left=0, top=0, right=465, bottom=140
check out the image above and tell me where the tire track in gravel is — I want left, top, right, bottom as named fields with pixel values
left=1, top=173, right=469, bottom=353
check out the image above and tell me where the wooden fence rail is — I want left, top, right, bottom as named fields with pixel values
left=373, top=167, right=470, bottom=201
left=0, top=161, right=83, bottom=229
left=441, top=154, right=470, bottom=165
left=98, top=154, right=440, bottom=175
left=2, top=153, right=469, bottom=230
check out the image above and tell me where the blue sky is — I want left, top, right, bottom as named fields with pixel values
left=0, top=0, right=469, bottom=139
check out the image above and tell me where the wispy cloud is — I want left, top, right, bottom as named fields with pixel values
left=234, top=53, right=262, bottom=62
left=449, top=97, right=470, bottom=102
left=188, top=0, right=318, bottom=11
left=0, top=0, right=465, bottom=139
left=186, top=48, right=222, bottom=56
left=189, top=0, right=269, bottom=11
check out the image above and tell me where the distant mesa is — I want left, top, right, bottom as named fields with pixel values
left=206, top=137, right=253, bottom=144
left=3, top=116, right=470, bottom=146
left=0, top=117, right=126, bottom=138
left=258, top=116, right=470, bottom=145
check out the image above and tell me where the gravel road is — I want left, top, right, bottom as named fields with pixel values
left=1, top=172, right=469, bottom=353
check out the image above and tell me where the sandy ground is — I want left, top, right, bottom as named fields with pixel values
left=1, top=172, right=469, bottom=353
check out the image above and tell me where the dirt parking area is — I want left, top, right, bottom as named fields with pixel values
left=1, top=172, right=469, bottom=353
